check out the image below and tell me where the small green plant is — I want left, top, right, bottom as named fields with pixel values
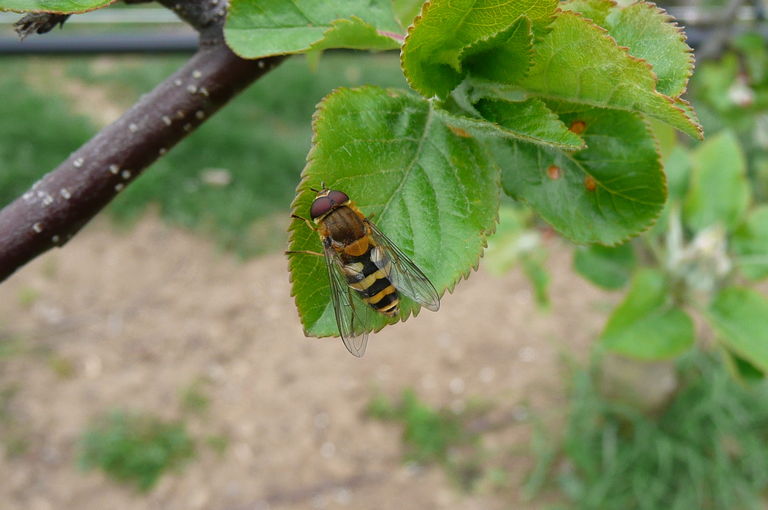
left=78, top=411, right=195, bottom=491
left=369, top=389, right=489, bottom=489
left=179, top=378, right=211, bottom=415
left=532, top=353, right=768, bottom=509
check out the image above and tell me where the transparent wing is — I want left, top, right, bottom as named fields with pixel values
left=366, top=220, right=440, bottom=312
left=323, top=245, right=373, bottom=357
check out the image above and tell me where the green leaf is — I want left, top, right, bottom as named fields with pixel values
left=683, top=130, right=750, bottom=232
left=474, top=98, right=585, bottom=149
left=563, top=0, right=694, bottom=98
left=288, top=87, right=499, bottom=338
left=434, top=89, right=585, bottom=150
left=732, top=206, right=768, bottom=281
left=460, top=16, right=534, bottom=85
left=518, top=11, right=702, bottom=139
left=224, top=0, right=402, bottom=59
left=600, top=269, right=694, bottom=360
left=497, top=106, right=665, bottom=244
left=573, top=242, right=635, bottom=290
left=663, top=146, right=691, bottom=201
left=733, top=31, right=768, bottom=83
left=722, top=347, right=765, bottom=383
left=0, top=0, right=114, bottom=12
left=708, top=287, right=768, bottom=374
left=401, top=0, right=557, bottom=98
left=392, top=0, right=424, bottom=28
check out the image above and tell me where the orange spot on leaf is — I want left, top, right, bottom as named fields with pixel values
left=570, top=120, right=587, bottom=134
left=584, top=175, right=597, bottom=191
left=448, top=125, right=472, bottom=138
left=547, top=165, right=561, bottom=180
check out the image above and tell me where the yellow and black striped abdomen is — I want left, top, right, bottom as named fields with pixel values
left=342, top=247, right=400, bottom=317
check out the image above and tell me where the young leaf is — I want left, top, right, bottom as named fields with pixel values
left=573, top=242, right=636, bottom=290
left=400, top=0, right=557, bottom=98
left=224, top=0, right=402, bottom=59
left=563, top=0, right=694, bottom=98
left=518, top=11, right=702, bottom=139
left=0, top=0, right=113, bottom=12
left=732, top=206, right=768, bottom=281
left=683, top=130, right=750, bottom=232
left=497, top=106, right=665, bottom=244
left=460, top=16, right=534, bottom=85
left=708, top=287, right=768, bottom=374
left=600, top=269, right=694, bottom=360
left=288, top=87, right=499, bottom=338
left=474, top=98, right=585, bottom=149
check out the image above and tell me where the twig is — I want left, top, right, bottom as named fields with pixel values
left=0, top=1, right=286, bottom=282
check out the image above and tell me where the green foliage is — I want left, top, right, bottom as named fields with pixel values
left=599, top=269, right=694, bottom=360
left=0, top=59, right=94, bottom=209
left=224, top=0, right=402, bottom=58
left=368, top=390, right=468, bottom=464
left=684, top=130, right=750, bottom=232
left=497, top=107, right=665, bottom=244
left=516, top=10, right=698, bottom=138
left=0, top=0, right=113, bottom=13
left=571, top=115, right=768, bottom=372
left=732, top=206, right=768, bottom=280
left=283, top=0, right=701, bottom=339
left=401, top=0, right=555, bottom=98
left=288, top=86, right=499, bottom=337
left=708, top=288, right=768, bottom=374
left=78, top=411, right=195, bottom=491
left=179, top=379, right=211, bottom=415
left=533, top=354, right=768, bottom=509
left=573, top=242, right=635, bottom=290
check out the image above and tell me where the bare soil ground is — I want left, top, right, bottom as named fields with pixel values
left=0, top=215, right=612, bottom=510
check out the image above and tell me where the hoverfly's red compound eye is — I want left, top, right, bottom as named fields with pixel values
left=310, top=197, right=333, bottom=220
left=327, top=190, right=349, bottom=205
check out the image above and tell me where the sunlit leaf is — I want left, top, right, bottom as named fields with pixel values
left=563, top=0, right=694, bottom=97
left=288, top=87, right=499, bottom=338
left=401, top=0, right=557, bottom=98
left=518, top=11, right=701, bottom=139
left=497, top=106, right=665, bottom=244
left=0, top=0, right=113, bottom=12
left=225, top=0, right=402, bottom=59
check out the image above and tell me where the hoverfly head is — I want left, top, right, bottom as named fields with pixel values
left=309, top=187, right=350, bottom=220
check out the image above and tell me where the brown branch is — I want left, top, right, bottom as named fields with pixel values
left=0, top=2, right=286, bottom=283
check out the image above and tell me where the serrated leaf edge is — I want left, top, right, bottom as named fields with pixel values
left=506, top=108, right=666, bottom=247
left=0, top=0, right=115, bottom=14
left=535, top=10, right=703, bottom=139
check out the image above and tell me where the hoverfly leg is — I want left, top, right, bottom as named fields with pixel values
left=285, top=249, right=324, bottom=257
left=291, top=214, right=317, bottom=232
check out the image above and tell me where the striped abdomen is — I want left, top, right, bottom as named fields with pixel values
left=342, top=246, right=400, bottom=316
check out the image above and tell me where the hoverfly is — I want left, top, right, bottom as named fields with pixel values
left=289, top=186, right=440, bottom=357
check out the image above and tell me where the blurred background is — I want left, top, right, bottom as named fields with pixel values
left=1, top=1, right=768, bottom=509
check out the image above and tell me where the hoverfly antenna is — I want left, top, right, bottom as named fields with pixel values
left=309, top=186, right=320, bottom=193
